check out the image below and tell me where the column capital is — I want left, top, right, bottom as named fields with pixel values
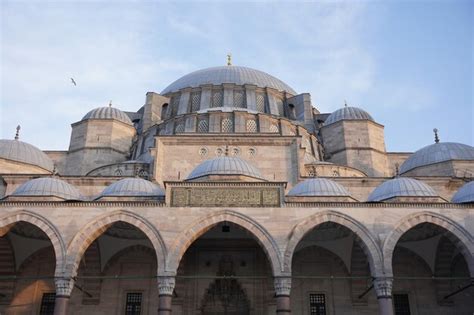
left=55, top=277, right=75, bottom=297
left=274, top=276, right=292, bottom=296
left=373, top=277, right=393, bottom=299
left=158, top=276, right=176, bottom=296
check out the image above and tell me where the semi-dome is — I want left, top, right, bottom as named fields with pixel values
left=161, top=66, right=297, bottom=95
left=11, top=177, right=83, bottom=200
left=0, top=139, right=54, bottom=172
left=399, top=142, right=474, bottom=174
left=288, top=178, right=350, bottom=196
left=187, top=156, right=264, bottom=180
left=82, top=106, right=133, bottom=125
left=368, top=177, right=437, bottom=202
left=100, top=178, right=164, bottom=197
left=325, top=106, right=374, bottom=126
left=452, top=181, right=474, bottom=203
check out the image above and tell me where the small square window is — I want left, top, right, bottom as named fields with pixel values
left=393, top=294, right=411, bottom=315
left=39, top=292, right=56, bottom=315
left=125, top=292, right=142, bottom=315
left=309, top=293, right=326, bottom=315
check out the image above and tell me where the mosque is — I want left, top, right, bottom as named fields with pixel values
left=0, top=61, right=473, bottom=315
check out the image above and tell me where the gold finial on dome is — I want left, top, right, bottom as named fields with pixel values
left=227, top=53, right=232, bottom=66
left=344, top=100, right=348, bottom=107
left=433, top=128, right=440, bottom=144
left=14, top=125, right=21, bottom=140
left=109, top=100, right=112, bottom=107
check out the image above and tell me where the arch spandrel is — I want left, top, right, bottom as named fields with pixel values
left=166, top=210, right=283, bottom=276
left=284, top=210, right=383, bottom=276
left=382, top=211, right=474, bottom=277
left=66, top=210, right=167, bottom=277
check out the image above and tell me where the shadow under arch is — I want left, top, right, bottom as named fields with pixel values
left=284, top=210, right=383, bottom=276
left=166, top=209, right=283, bottom=276
left=0, top=210, right=66, bottom=277
left=66, top=210, right=167, bottom=277
left=383, top=211, right=474, bottom=277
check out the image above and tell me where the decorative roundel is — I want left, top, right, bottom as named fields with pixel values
left=231, top=147, right=241, bottom=156
left=248, top=147, right=257, bottom=157
left=199, top=147, right=208, bottom=157
left=216, top=147, right=224, bottom=156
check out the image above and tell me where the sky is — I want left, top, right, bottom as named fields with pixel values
left=1, top=0, right=473, bottom=152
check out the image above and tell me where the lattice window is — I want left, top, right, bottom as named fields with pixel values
left=269, top=124, right=279, bottom=133
left=393, top=294, right=411, bottom=315
left=288, top=128, right=296, bottom=136
left=212, top=90, right=223, bottom=108
left=198, top=119, right=209, bottom=133
left=221, top=118, right=233, bottom=133
left=171, top=95, right=180, bottom=117
left=307, top=167, right=316, bottom=177
left=39, top=293, right=56, bottom=315
left=125, top=292, right=142, bottom=315
left=246, top=120, right=257, bottom=133
left=175, top=123, right=185, bottom=134
left=233, top=90, right=245, bottom=108
left=161, top=104, right=169, bottom=120
left=309, top=293, right=326, bottom=315
left=191, top=91, right=201, bottom=112
left=256, top=93, right=266, bottom=112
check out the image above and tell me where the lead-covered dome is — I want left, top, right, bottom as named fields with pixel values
left=288, top=178, right=351, bottom=196
left=399, top=142, right=474, bottom=174
left=325, top=106, right=374, bottom=126
left=368, top=177, right=437, bottom=202
left=161, top=66, right=296, bottom=95
left=452, top=181, right=474, bottom=203
left=11, top=177, right=83, bottom=200
left=0, top=139, right=54, bottom=172
left=100, top=178, right=164, bottom=197
left=187, top=156, right=264, bottom=180
left=82, top=106, right=133, bottom=125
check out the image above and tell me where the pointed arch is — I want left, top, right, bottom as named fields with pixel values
left=382, top=211, right=474, bottom=277
left=66, top=210, right=167, bottom=277
left=166, top=210, right=282, bottom=276
left=0, top=210, right=66, bottom=277
left=284, top=210, right=383, bottom=276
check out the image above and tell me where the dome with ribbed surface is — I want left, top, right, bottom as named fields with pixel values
left=452, top=181, right=474, bottom=203
left=368, top=177, right=437, bottom=202
left=288, top=178, right=350, bottom=196
left=12, top=177, right=83, bottom=200
left=400, top=142, right=474, bottom=174
left=325, top=106, right=374, bottom=125
left=82, top=106, right=133, bottom=125
left=0, top=139, right=54, bottom=172
left=161, top=66, right=296, bottom=95
left=187, top=156, right=263, bottom=180
left=101, top=178, right=164, bottom=197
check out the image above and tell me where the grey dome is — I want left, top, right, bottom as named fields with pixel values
left=288, top=178, right=351, bottom=197
left=101, top=178, right=164, bottom=197
left=368, top=177, right=437, bottom=202
left=12, top=177, right=83, bottom=200
left=400, top=142, right=474, bottom=174
left=325, top=106, right=374, bottom=125
left=161, top=66, right=297, bottom=95
left=0, top=139, right=54, bottom=172
left=82, top=106, right=133, bottom=125
left=187, top=156, right=263, bottom=180
left=452, top=181, right=474, bottom=203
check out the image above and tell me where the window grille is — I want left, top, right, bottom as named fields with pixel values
left=39, top=293, right=56, bottom=315
left=256, top=94, right=266, bottom=113
left=198, top=119, right=209, bottom=133
left=233, top=90, right=245, bottom=108
left=393, top=294, right=411, bottom=315
left=221, top=118, right=233, bottom=133
left=125, top=292, right=142, bottom=315
left=171, top=95, right=180, bottom=117
left=276, top=100, right=284, bottom=116
left=309, top=293, right=326, bottom=315
left=246, top=120, right=257, bottom=133
left=191, top=92, right=201, bottom=112
left=212, top=90, right=223, bottom=108
left=269, top=124, right=279, bottom=133
left=175, top=123, right=185, bottom=134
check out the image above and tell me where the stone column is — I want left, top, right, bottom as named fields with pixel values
left=374, top=277, right=394, bottom=315
left=158, top=276, right=175, bottom=315
left=54, top=278, right=75, bottom=315
left=274, top=276, right=292, bottom=314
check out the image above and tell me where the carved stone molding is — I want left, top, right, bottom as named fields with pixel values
left=274, top=277, right=292, bottom=296
left=373, top=277, right=393, bottom=298
left=158, top=276, right=176, bottom=296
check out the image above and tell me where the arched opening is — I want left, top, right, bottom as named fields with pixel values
left=390, top=222, right=473, bottom=314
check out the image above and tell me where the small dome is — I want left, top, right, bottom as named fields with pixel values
left=82, top=106, right=133, bottom=125
left=400, top=142, right=474, bottom=174
left=288, top=178, right=350, bottom=196
left=101, top=178, right=164, bottom=197
left=187, top=156, right=263, bottom=180
left=368, top=177, right=437, bottom=202
left=0, top=139, right=54, bottom=172
left=452, top=181, right=474, bottom=203
left=12, top=177, right=83, bottom=200
left=325, top=106, right=374, bottom=125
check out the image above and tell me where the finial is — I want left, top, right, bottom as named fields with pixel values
left=224, top=145, right=229, bottom=156
left=227, top=53, right=232, bottom=66
left=395, top=163, right=399, bottom=177
left=109, top=100, right=112, bottom=107
left=14, top=125, right=21, bottom=140
left=433, top=128, right=439, bottom=144
left=52, top=164, right=58, bottom=176
left=344, top=100, right=348, bottom=107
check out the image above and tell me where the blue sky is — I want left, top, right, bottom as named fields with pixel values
left=1, top=0, right=472, bottom=151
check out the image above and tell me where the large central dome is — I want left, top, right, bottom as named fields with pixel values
left=161, top=66, right=296, bottom=95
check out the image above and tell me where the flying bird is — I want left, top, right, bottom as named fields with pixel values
left=71, top=78, right=77, bottom=86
